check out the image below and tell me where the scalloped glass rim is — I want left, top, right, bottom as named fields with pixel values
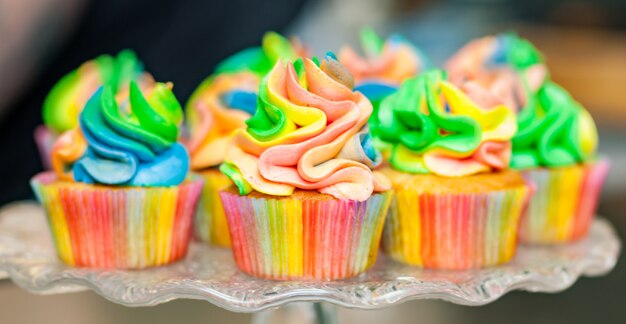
left=0, top=202, right=620, bottom=312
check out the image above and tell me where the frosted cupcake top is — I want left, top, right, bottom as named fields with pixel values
left=43, top=50, right=153, bottom=133
left=186, top=32, right=306, bottom=170
left=51, top=81, right=189, bottom=187
left=375, top=70, right=516, bottom=177
left=339, top=28, right=425, bottom=91
left=221, top=54, right=390, bottom=201
left=339, top=28, right=427, bottom=136
left=446, top=33, right=598, bottom=169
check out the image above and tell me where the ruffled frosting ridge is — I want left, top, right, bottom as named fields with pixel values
left=376, top=70, right=516, bottom=177
left=52, top=81, right=189, bottom=187
left=185, top=32, right=306, bottom=170
left=221, top=55, right=389, bottom=201
left=445, top=33, right=598, bottom=169
left=186, top=72, right=259, bottom=169
left=43, top=49, right=150, bottom=133
left=339, top=28, right=425, bottom=87
left=339, top=28, right=427, bottom=136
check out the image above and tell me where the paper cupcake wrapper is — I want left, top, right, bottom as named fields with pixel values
left=219, top=191, right=393, bottom=280
left=194, top=169, right=233, bottom=246
left=34, top=125, right=57, bottom=170
left=518, top=160, right=609, bottom=244
left=31, top=172, right=203, bottom=269
left=383, top=186, right=530, bottom=269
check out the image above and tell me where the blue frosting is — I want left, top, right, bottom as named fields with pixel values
left=360, top=132, right=380, bottom=165
left=355, top=82, right=398, bottom=103
left=73, top=87, right=189, bottom=187
left=221, top=90, right=258, bottom=115
left=487, top=35, right=510, bottom=67
left=325, top=51, right=338, bottom=61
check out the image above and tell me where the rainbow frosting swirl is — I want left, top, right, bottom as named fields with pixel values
left=43, top=49, right=150, bottom=133
left=446, top=33, right=546, bottom=113
left=446, top=33, right=598, bottom=169
left=52, top=81, right=189, bottom=187
left=213, top=31, right=306, bottom=75
left=376, top=70, right=516, bottom=177
left=339, top=28, right=425, bottom=89
left=221, top=54, right=390, bottom=201
left=339, top=28, right=427, bottom=134
left=186, top=32, right=305, bottom=170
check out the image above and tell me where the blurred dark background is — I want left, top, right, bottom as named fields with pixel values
left=0, top=0, right=624, bottom=323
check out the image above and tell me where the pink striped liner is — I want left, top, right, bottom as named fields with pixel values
left=383, top=184, right=530, bottom=269
left=31, top=172, right=203, bottom=269
left=193, top=169, right=233, bottom=246
left=33, top=125, right=57, bottom=170
left=518, top=160, right=610, bottom=244
left=220, top=190, right=393, bottom=280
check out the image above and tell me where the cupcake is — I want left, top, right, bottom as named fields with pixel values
left=219, top=54, right=392, bottom=280
left=37, top=50, right=153, bottom=169
left=376, top=70, right=531, bottom=269
left=31, top=80, right=202, bottom=269
left=339, top=27, right=428, bottom=139
left=185, top=32, right=306, bottom=246
left=446, top=33, right=609, bottom=244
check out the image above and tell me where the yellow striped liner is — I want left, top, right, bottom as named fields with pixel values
left=31, top=172, right=203, bottom=269
left=519, top=161, right=609, bottom=244
left=194, top=169, right=233, bottom=246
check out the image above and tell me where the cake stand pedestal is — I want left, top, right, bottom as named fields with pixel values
left=0, top=202, right=620, bottom=324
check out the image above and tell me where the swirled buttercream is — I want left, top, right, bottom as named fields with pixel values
left=52, top=81, right=189, bottom=186
left=375, top=70, right=516, bottom=177
left=186, top=32, right=307, bottom=170
left=221, top=55, right=390, bottom=201
left=339, top=28, right=427, bottom=135
left=43, top=50, right=151, bottom=133
left=446, top=33, right=598, bottom=169
left=339, top=28, right=425, bottom=87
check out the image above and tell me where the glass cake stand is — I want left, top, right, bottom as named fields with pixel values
left=0, top=202, right=620, bottom=324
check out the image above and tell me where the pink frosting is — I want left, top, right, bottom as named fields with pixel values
left=445, top=36, right=547, bottom=112
left=225, top=58, right=390, bottom=201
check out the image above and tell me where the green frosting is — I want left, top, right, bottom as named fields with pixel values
left=214, top=31, right=298, bottom=75
left=360, top=27, right=385, bottom=56
left=495, top=34, right=598, bottom=169
left=186, top=31, right=299, bottom=113
left=74, top=81, right=189, bottom=186
left=243, top=55, right=339, bottom=142
left=377, top=70, right=483, bottom=173
left=89, top=82, right=182, bottom=157
left=511, top=81, right=597, bottom=169
left=43, top=49, right=144, bottom=133
left=499, top=33, right=543, bottom=70
left=219, top=162, right=253, bottom=195
left=246, top=73, right=289, bottom=141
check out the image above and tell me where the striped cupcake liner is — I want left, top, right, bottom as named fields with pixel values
left=34, top=125, right=57, bottom=170
left=219, top=191, right=393, bottom=280
left=518, top=160, right=609, bottom=244
left=194, top=169, right=232, bottom=246
left=383, top=186, right=530, bottom=269
left=31, top=172, right=203, bottom=269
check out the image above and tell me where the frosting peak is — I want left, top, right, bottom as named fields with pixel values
left=221, top=55, right=389, bottom=201
left=43, top=49, right=149, bottom=133
left=214, top=31, right=306, bottom=75
left=446, top=33, right=598, bottom=169
left=52, top=81, right=189, bottom=187
left=446, top=33, right=546, bottom=113
left=376, top=70, right=516, bottom=177
left=186, top=32, right=307, bottom=170
left=339, top=28, right=424, bottom=86
left=339, top=28, right=428, bottom=138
